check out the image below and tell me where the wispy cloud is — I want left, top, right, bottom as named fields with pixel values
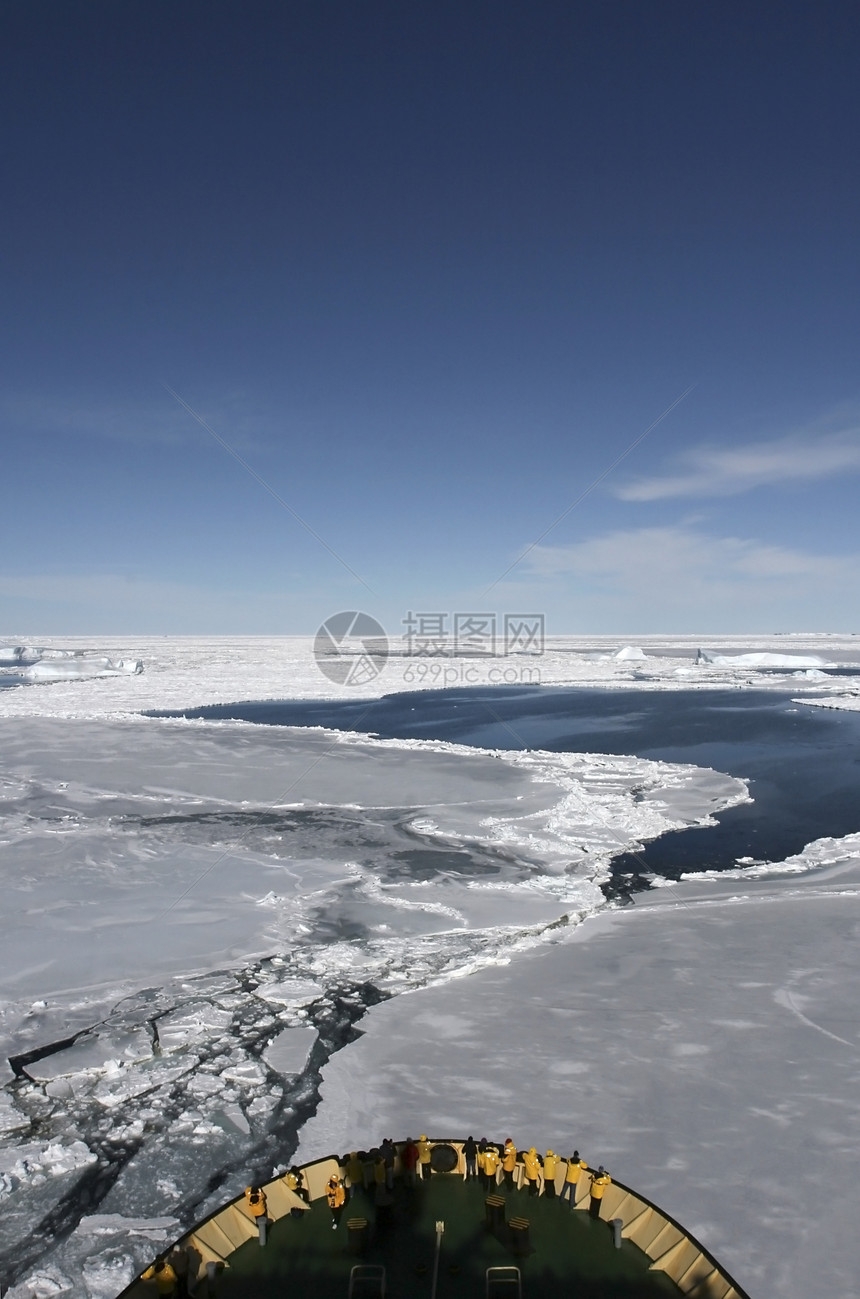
left=615, top=430, right=860, bottom=501
left=0, top=392, right=276, bottom=452
left=516, top=525, right=860, bottom=630
left=526, top=525, right=855, bottom=586
left=1, top=395, right=194, bottom=447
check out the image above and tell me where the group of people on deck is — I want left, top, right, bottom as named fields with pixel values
left=141, top=1137, right=613, bottom=1290
left=321, top=1137, right=611, bottom=1227
left=460, top=1137, right=610, bottom=1217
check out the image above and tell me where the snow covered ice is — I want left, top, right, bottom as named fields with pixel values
left=695, top=648, right=834, bottom=669
left=1, top=633, right=860, bottom=1297
left=1, top=646, right=142, bottom=680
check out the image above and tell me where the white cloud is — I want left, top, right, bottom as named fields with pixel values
left=528, top=525, right=854, bottom=583
left=615, top=430, right=860, bottom=501
left=517, top=525, right=860, bottom=630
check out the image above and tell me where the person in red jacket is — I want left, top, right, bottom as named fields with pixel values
left=402, top=1137, right=419, bottom=1187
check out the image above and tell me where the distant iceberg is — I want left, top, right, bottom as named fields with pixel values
left=696, top=649, right=832, bottom=669
left=614, top=645, right=648, bottom=661
left=23, top=657, right=143, bottom=681
left=0, top=646, right=44, bottom=667
left=1, top=644, right=95, bottom=667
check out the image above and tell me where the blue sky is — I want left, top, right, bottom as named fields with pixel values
left=2, top=0, right=859, bottom=636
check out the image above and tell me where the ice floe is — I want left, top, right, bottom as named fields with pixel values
left=263, top=1025, right=319, bottom=1076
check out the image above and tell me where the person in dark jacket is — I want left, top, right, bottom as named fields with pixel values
left=462, top=1135, right=478, bottom=1181
left=380, top=1137, right=397, bottom=1188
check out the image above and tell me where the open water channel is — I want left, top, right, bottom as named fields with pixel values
left=163, top=687, right=860, bottom=887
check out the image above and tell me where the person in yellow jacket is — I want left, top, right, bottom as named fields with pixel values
left=286, top=1165, right=309, bottom=1203
left=476, top=1142, right=487, bottom=1192
left=326, top=1173, right=346, bottom=1229
left=477, top=1140, right=499, bottom=1192
left=501, top=1138, right=517, bottom=1190
left=345, top=1151, right=363, bottom=1197
left=141, top=1256, right=178, bottom=1296
left=417, top=1134, right=433, bottom=1180
left=589, top=1165, right=611, bottom=1219
left=522, top=1147, right=542, bottom=1196
left=244, top=1185, right=269, bottom=1245
left=543, top=1149, right=559, bottom=1198
left=560, top=1150, right=587, bottom=1208
left=283, top=1166, right=309, bottom=1219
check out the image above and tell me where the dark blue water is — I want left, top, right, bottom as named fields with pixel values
left=155, top=688, right=860, bottom=889
left=0, top=676, right=26, bottom=689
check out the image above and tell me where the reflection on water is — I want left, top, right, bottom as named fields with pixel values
left=159, top=688, right=860, bottom=883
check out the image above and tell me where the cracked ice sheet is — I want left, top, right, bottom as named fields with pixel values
left=0, top=667, right=751, bottom=1294
left=297, top=850, right=860, bottom=1299
left=0, top=717, right=744, bottom=1040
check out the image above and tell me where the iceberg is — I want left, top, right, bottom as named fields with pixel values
left=23, top=657, right=143, bottom=681
left=695, top=648, right=832, bottom=668
left=614, top=645, right=648, bottom=661
left=0, top=646, right=43, bottom=667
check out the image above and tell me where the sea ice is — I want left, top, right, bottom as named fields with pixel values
left=297, top=859, right=860, bottom=1299
left=155, top=1004, right=234, bottom=1052
left=263, top=1025, right=319, bottom=1076
left=696, top=648, right=832, bottom=668
left=254, top=978, right=324, bottom=1007
left=22, top=1028, right=153, bottom=1082
left=2, top=634, right=859, bottom=1298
